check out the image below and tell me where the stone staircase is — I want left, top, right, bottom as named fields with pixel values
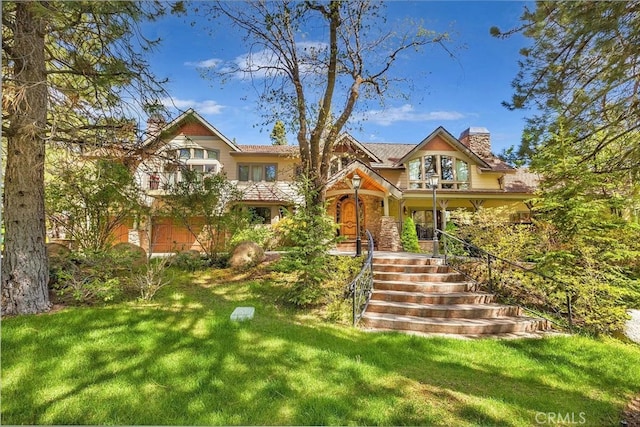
left=362, top=254, right=551, bottom=337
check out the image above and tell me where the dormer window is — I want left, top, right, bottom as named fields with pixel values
left=408, top=155, right=470, bottom=189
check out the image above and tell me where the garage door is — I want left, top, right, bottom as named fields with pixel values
left=151, top=217, right=204, bottom=253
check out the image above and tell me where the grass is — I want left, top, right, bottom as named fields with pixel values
left=2, top=263, right=640, bottom=426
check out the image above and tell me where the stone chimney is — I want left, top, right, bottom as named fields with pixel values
left=146, top=113, right=166, bottom=139
left=459, top=127, right=492, bottom=158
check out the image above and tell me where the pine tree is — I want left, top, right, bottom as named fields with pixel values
left=1, top=1, right=169, bottom=315
left=270, top=120, right=288, bottom=146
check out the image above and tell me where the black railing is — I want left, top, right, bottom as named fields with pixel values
left=439, top=229, right=574, bottom=330
left=350, top=229, right=374, bottom=326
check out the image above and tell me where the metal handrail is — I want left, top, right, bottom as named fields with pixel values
left=438, top=229, right=574, bottom=329
left=350, top=229, right=374, bottom=326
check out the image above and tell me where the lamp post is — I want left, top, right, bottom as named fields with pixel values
left=352, top=172, right=362, bottom=256
left=428, top=173, right=439, bottom=257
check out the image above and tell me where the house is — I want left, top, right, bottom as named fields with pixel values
left=127, top=109, right=538, bottom=254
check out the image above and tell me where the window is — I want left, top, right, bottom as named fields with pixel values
left=238, top=164, right=277, bottom=182
left=176, top=148, right=219, bottom=160
left=249, top=207, right=272, bottom=224
left=265, top=165, right=277, bottom=182
left=251, top=165, right=262, bottom=182
left=407, top=154, right=470, bottom=190
left=179, top=148, right=190, bottom=160
left=408, top=159, right=422, bottom=189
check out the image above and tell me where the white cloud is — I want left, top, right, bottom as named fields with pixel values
left=223, top=41, right=329, bottom=79
left=160, top=97, right=224, bottom=115
left=184, top=58, right=222, bottom=68
left=361, top=104, right=466, bottom=126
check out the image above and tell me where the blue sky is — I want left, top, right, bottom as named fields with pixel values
left=143, top=1, right=532, bottom=155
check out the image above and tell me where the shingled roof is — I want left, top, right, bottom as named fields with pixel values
left=238, top=181, right=301, bottom=203
left=503, top=168, right=540, bottom=193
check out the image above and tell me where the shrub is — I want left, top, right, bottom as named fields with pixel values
left=52, top=249, right=139, bottom=303
left=135, top=258, right=171, bottom=301
left=230, top=225, right=275, bottom=250
left=168, top=251, right=211, bottom=272
left=401, top=217, right=421, bottom=253
left=279, top=177, right=340, bottom=307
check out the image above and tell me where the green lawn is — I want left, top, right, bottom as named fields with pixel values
left=2, top=266, right=639, bottom=426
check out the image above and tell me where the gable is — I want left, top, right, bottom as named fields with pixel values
left=176, top=121, right=216, bottom=137
left=422, top=135, right=458, bottom=152
left=143, top=108, right=240, bottom=153
left=334, top=133, right=383, bottom=163
left=396, top=126, right=490, bottom=168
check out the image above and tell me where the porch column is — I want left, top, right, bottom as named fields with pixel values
left=383, top=195, right=389, bottom=216
left=438, top=200, right=449, bottom=230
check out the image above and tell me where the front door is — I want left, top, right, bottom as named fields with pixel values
left=341, top=199, right=357, bottom=238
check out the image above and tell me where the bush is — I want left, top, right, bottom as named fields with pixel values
left=135, top=258, right=172, bottom=301
left=52, top=249, right=139, bottom=303
left=230, top=225, right=275, bottom=250
left=450, top=207, right=640, bottom=334
left=279, top=177, right=340, bottom=307
left=168, top=251, right=210, bottom=271
left=401, top=217, right=421, bottom=253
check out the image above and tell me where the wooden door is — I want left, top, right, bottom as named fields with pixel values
left=341, top=199, right=357, bottom=238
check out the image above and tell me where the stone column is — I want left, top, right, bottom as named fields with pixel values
left=378, top=216, right=401, bottom=251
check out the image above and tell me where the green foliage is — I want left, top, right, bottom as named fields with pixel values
left=269, top=120, right=288, bottom=146
left=230, top=225, right=276, bottom=250
left=52, top=248, right=141, bottom=304
left=161, top=171, right=248, bottom=261
left=495, top=2, right=640, bottom=172
left=168, top=251, right=213, bottom=272
left=45, top=157, right=145, bottom=252
left=451, top=201, right=640, bottom=334
left=278, top=176, right=341, bottom=306
left=1, top=0, right=170, bottom=315
left=4, top=269, right=640, bottom=426
left=401, top=217, right=421, bottom=253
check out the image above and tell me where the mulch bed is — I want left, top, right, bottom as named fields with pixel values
left=623, top=395, right=640, bottom=427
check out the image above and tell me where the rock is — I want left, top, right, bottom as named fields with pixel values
left=625, top=309, right=640, bottom=345
left=229, top=241, right=264, bottom=269
left=46, top=242, right=72, bottom=262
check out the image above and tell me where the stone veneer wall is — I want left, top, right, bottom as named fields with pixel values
left=460, top=131, right=492, bottom=159
left=378, top=216, right=401, bottom=251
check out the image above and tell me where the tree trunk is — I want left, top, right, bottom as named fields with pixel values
left=1, top=3, right=51, bottom=315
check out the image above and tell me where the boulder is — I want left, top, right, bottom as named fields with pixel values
left=229, top=241, right=264, bottom=269
left=46, top=242, right=72, bottom=262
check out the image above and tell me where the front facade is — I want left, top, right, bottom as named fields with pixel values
left=130, top=109, right=537, bottom=253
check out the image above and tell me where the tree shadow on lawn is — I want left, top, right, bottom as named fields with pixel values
left=4, top=264, right=640, bottom=426
left=4, top=302, right=640, bottom=426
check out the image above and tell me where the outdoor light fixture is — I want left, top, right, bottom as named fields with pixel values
left=427, top=173, right=439, bottom=257
left=352, top=172, right=362, bottom=256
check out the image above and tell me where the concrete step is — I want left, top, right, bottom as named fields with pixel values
left=362, top=312, right=550, bottom=335
left=374, top=271, right=465, bottom=283
left=372, top=263, right=450, bottom=274
left=373, top=280, right=473, bottom=293
left=370, top=290, right=495, bottom=305
left=373, top=256, right=444, bottom=266
left=366, top=300, right=522, bottom=318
